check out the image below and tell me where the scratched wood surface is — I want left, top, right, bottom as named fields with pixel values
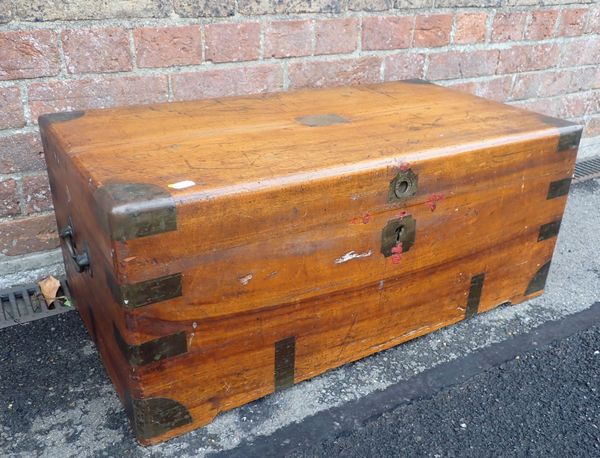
left=42, top=80, right=580, bottom=444
left=121, top=134, right=570, bottom=329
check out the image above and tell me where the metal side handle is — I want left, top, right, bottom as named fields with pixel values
left=59, top=219, right=90, bottom=273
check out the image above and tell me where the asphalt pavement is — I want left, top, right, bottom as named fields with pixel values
left=291, top=322, right=600, bottom=458
left=234, top=303, right=600, bottom=457
left=0, top=177, right=599, bottom=457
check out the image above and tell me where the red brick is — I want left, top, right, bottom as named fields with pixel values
left=362, top=16, right=412, bottom=51
left=0, top=133, right=45, bottom=174
left=288, top=57, right=382, bottom=90
left=475, top=76, right=513, bottom=102
left=511, top=73, right=542, bottom=101
left=265, top=20, right=312, bottom=58
left=62, top=28, right=132, bottom=74
left=491, top=12, right=527, bottom=42
left=497, top=44, right=560, bottom=74
left=578, top=67, right=600, bottom=91
left=511, top=98, right=561, bottom=119
left=525, top=10, right=558, bottom=40
left=587, top=91, right=600, bottom=115
left=444, top=81, right=476, bottom=95
left=22, top=174, right=53, bottom=214
left=172, top=65, right=283, bottom=101
left=539, top=70, right=574, bottom=98
left=414, top=14, right=451, bottom=48
left=384, top=52, right=425, bottom=81
left=315, top=18, right=358, bottom=55
left=529, top=69, right=580, bottom=99
left=205, top=22, right=259, bottom=63
left=0, top=30, right=60, bottom=80
left=0, top=179, right=19, bottom=217
left=484, top=82, right=517, bottom=103
left=0, top=213, right=58, bottom=256
left=561, top=37, right=600, bottom=67
left=586, top=7, right=600, bottom=34
left=0, top=86, right=25, bottom=129
left=135, top=25, right=202, bottom=68
left=557, top=8, right=587, bottom=37
left=454, top=12, right=487, bottom=44
left=585, top=116, right=600, bottom=137
left=426, top=50, right=500, bottom=81
left=558, top=93, right=589, bottom=119
left=28, top=76, right=168, bottom=120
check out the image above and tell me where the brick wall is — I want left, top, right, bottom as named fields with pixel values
left=1, top=0, right=599, bottom=286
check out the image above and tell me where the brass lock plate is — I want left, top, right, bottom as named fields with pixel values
left=389, top=168, right=418, bottom=203
left=380, top=215, right=417, bottom=257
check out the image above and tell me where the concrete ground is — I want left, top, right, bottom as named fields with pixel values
left=0, top=177, right=599, bottom=457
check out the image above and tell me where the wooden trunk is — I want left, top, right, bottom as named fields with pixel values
left=41, top=80, right=581, bottom=445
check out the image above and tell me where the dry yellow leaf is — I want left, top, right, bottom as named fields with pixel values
left=38, top=275, right=61, bottom=306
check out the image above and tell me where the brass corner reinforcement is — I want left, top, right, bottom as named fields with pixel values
left=535, top=113, right=583, bottom=153
left=557, top=129, right=583, bottom=152
left=38, top=110, right=86, bottom=129
left=465, top=273, right=485, bottom=319
left=547, top=178, right=572, bottom=200
left=94, top=181, right=177, bottom=241
left=525, top=261, right=551, bottom=296
left=125, top=394, right=192, bottom=441
left=113, top=322, right=187, bottom=367
left=107, top=270, right=183, bottom=310
left=274, top=336, right=296, bottom=391
left=538, top=219, right=562, bottom=242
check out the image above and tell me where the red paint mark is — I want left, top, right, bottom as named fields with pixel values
left=398, top=210, right=408, bottom=218
left=427, top=193, right=444, bottom=211
left=391, top=243, right=403, bottom=264
left=350, top=213, right=371, bottom=225
left=399, top=162, right=411, bottom=171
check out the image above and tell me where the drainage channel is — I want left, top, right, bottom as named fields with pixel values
left=573, top=155, right=600, bottom=182
left=0, top=277, right=72, bottom=329
left=0, top=157, right=599, bottom=330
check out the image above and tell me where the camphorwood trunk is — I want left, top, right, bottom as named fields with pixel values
left=41, top=80, right=581, bottom=444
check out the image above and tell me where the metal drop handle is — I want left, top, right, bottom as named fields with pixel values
left=59, top=219, right=90, bottom=273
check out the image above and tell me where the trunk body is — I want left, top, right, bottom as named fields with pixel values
left=41, top=81, right=581, bottom=444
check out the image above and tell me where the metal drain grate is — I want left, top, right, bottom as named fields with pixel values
left=574, top=156, right=600, bottom=182
left=0, top=277, right=73, bottom=329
